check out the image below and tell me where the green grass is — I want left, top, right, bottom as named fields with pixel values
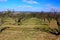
left=0, top=17, right=57, bottom=40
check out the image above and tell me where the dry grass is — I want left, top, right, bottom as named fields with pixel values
left=49, top=19, right=58, bottom=29
left=0, top=18, right=57, bottom=40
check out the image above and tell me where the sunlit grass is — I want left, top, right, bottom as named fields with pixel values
left=0, top=17, right=57, bottom=40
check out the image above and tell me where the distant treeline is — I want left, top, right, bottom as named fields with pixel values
left=0, top=11, right=60, bottom=25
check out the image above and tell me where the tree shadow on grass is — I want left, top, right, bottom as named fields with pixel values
left=34, top=26, right=60, bottom=40
left=34, top=27, right=60, bottom=35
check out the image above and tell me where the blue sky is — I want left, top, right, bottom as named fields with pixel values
left=0, top=0, right=60, bottom=12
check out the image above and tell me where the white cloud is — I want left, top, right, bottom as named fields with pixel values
left=45, top=4, right=60, bottom=12
left=22, top=0, right=39, bottom=4
left=0, top=0, right=7, bottom=2
left=17, top=5, right=41, bottom=11
left=18, top=5, right=32, bottom=8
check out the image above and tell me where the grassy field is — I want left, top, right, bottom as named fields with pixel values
left=0, top=17, right=57, bottom=40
